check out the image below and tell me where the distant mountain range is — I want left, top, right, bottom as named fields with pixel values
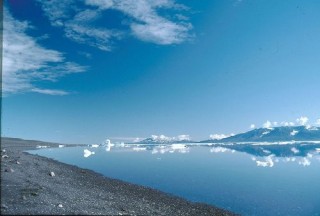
left=135, top=126, right=320, bottom=144
left=201, top=126, right=320, bottom=143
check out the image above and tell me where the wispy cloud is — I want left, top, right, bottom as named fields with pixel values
left=37, top=0, right=193, bottom=50
left=37, top=0, right=122, bottom=51
left=2, top=7, right=86, bottom=95
left=31, top=88, right=69, bottom=96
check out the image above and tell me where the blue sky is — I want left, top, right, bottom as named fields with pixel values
left=2, top=0, right=320, bottom=144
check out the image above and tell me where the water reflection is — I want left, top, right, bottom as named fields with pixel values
left=208, top=144, right=320, bottom=167
left=151, top=144, right=189, bottom=154
left=29, top=142, right=320, bottom=216
left=85, top=142, right=320, bottom=167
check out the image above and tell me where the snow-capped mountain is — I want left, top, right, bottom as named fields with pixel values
left=135, top=135, right=195, bottom=144
left=201, top=126, right=320, bottom=143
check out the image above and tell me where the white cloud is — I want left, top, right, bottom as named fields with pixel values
left=88, top=0, right=193, bottom=45
left=263, top=121, right=272, bottom=129
left=31, top=88, right=69, bottom=96
left=148, top=134, right=191, bottom=142
left=209, top=134, right=230, bottom=140
left=38, top=0, right=193, bottom=49
left=315, top=119, right=320, bottom=125
left=250, top=124, right=256, bottom=129
left=296, top=116, right=309, bottom=126
left=2, top=7, right=86, bottom=95
left=38, top=0, right=122, bottom=51
left=281, top=121, right=295, bottom=126
left=177, top=134, right=191, bottom=141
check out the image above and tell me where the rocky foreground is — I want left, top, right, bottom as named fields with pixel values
left=1, top=137, right=236, bottom=215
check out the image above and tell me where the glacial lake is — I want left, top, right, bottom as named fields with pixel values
left=28, top=143, right=320, bottom=216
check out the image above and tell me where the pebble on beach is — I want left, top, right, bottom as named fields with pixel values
left=58, top=204, right=63, bottom=208
left=2, top=155, right=9, bottom=158
left=49, top=172, right=55, bottom=177
left=5, top=168, right=14, bottom=173
left=1, top=204, right=8, bottom=209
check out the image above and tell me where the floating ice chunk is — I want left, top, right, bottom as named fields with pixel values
left=36, top=145, right=48, bottom=148
left=58, top=145, right=65, bottom=148
left=84, top=149, right=95, bottom=158
left=103, top=139, right=115, bottom=152
left=90, top=144, right=99, bottom=148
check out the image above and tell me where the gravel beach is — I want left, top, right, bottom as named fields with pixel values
left=1, top=137, right=237, bottom=215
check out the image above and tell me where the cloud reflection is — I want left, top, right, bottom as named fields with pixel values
left=254, top=155, right=275, bottom=167
left=151, top=144, right=189, bottom=154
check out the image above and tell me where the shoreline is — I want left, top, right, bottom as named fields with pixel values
left=1, top=137, right=236, bottom=215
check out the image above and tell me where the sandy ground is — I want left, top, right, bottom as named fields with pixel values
left=1, top=137, right=237, bottom=215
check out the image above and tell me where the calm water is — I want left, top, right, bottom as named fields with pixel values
left=28, top=143, right=320, bottom=216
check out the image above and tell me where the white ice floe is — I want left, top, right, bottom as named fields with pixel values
left=58, top=145, right=65, bottom=148
left=36, top=145, right=48, bottom=148
left=83, top=149, right=95, bottom=158
left=103, top=139, right=115, bottom=152
left=90, top=144, right=99, bottom=148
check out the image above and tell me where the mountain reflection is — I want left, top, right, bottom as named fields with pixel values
left=86, top=142, right=320, bottom=166
left=209, top=143, right=320, bottom=167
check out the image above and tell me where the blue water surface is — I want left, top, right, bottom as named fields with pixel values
left=28, top=144, right=320, bottom=216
